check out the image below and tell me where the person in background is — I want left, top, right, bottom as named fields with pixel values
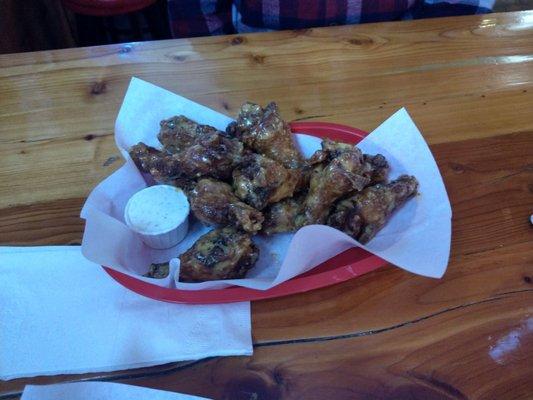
left=167, top=0, right=495, bottom=38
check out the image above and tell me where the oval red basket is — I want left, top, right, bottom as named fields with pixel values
left=103, top=122, right=387, bottom=303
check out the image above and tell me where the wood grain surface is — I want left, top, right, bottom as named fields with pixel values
left=1, top=10, right=533, bottom=400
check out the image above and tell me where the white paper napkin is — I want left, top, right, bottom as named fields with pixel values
left=0, top=246, right=252, bottom=381
left=21, top=382, right=209, bottom=400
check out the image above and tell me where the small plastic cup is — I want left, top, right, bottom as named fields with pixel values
left=124, top=185, right=190, bottom=249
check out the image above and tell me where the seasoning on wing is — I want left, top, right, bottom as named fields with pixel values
left=317, top=139, right=389, bottom=184
left=158, top=115, right=221, bottom=153
left=320, top=138, right=354, bottom=158
left=129, top=143, right=179, bottom=182
left=130, top=116, right=244, bottom=181
left=296, top=139, right=389, bottom=198
left=227, top=102, right=304, bottom=169
left=143, top=262, right=170, bottom=279
left=297, top=147, right=370, bottom=226
left=362, top=154, right=389, bottom=185
left=189, top=178, right=264, bottom=233
left=262, top=195, right=304, bottom=235
left=179, top=227, right=259, bottom=282
left=232, top=153, right=300, bottom=210
left=327, top=175, right=418, bottom=243
left=176, top=129, right=244, bottom=181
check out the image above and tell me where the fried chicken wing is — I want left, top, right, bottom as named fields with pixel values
left=176, top=130, right=244, bottom=180
left=189, top=178, right=264, bottom=233
left=262, top=147, right=389, bottom=234
left=316, top=139, right=390, bottom=184
left=129, top=143, right=179, bottom=181
left=179, top=227, right=259, bottom=282
left=327, top=175, right=418, bottom=243
left=297, top=148, right=370, bottom=225
left=321, top=138, right=354, bottom=158
left=362, top=153, right=390, bottom=184
left=289, top=149, right=329, bottom=194
left=232, top=153, right=300, bottom=210
left=262, top=195, right=304, bottom=235
left=158, top=115, right=221, bottom=153
left=228, top=102, right=304, bottom=169
left=131, top=115, right=244, bottom=181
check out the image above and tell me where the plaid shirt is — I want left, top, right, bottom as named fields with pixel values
left=168, top=0, right=494, bottom=38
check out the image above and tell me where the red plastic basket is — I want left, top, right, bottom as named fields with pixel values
left=103, top=122, right=387, bottom=303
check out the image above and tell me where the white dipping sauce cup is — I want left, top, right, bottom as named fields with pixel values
left=124, top=185, right=190, bottom=249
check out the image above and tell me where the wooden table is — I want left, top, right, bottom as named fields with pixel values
left=1, top=10, right=533, bottom=400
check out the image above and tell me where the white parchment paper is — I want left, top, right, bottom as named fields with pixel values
left=81, top=78, right=451, bottom=291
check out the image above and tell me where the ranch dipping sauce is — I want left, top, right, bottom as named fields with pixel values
left=125, top=185, right=190, bottom=249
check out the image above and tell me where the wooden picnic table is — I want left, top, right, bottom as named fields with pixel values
left=1, top=10, right=532, bottom=400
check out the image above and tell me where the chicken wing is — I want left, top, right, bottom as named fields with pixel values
left=289, top=148, right=330, bottom=194
left=262, top=195, right=304, bottom=235
left=232, top=153, right=300, bottom=210
left=362, top=153, right=389, bottom=185
left=317, top=139, right=389, bottom=184
left=327, top=175, right=418, bottom=243
left=189, top=178, right=264, bottom=233
left=321, top=138, right=354, bottom=158
left=158, top=115, right=221, bottom=153
left=176, top=130, right=244, bottom=181
left=129, top=143, right=179, bottom=182
left=179, top=227, right=259, bottom=282
left=297, top=148, right=370, bottom=226
left=131, top=116, right=244, bottom=181
left=227, top=102, right=304, bottom=169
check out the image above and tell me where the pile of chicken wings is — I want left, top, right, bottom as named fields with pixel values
left=130, top=102, right=418, bottom=282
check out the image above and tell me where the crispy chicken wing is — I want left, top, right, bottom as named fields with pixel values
left=232, top=153, right=300, bottom=210
left=321, top=138, right=354, bottom=158
left=362, top=154, right=389, bottom=185
left=129, top=143, right=179, bottom=181
left=327, top=175, right=418, bottom=243
left=158, top=115, right=221, bottom=153
left=176, top=130, right=244, bottom=180
left=297, top=148, right=370, bottom=226
left=227, top=102, right=304, bottom=169
left=316, top=139, right=390, bottom=184
left=130, top=116, right=244, bottom=181
left=300, top=139, right=389, bottom=195
left=189, top=178, right=264, bottom=233
left=262, top=195, right=304, bottom=235
left=179, top=227, right=259, bottom=282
